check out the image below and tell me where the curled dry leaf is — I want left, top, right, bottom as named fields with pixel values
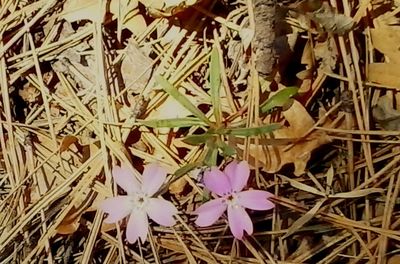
left=237, top=100, right=336, bottom=176
left=314, top=37, right=338, bottom=72
left=368, top=63, right=400, bottom=89
left=62, top=0, right=103, bottom=22
left=309, top=2, right=354, bottom=35
left=141, top=0, right=201, bottom=17
left=388, top=255, right=400, bottom=264
left=18, top=85, right=40, bottom=103
left=372, top=95, right=400, bottom=130
left=371, top=26, right=400, bottom=64
left=292, top=1, right=354, bottom=35
left=121, top=38, right=154, bottom=94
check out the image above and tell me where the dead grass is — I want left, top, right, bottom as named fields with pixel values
left=1, top=0, right=400, bottom=263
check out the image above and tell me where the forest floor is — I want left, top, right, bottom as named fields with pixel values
left=1, top=0, right=400, bottom=263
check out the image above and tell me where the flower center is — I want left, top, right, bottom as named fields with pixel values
left=225, top=193, right=239, bottom=207
left=130, top=193, right=149, bottom=211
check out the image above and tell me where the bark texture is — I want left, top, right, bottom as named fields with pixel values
left=253, top=0, right=277, bottom=78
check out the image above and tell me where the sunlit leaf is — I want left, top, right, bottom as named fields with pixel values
left=204, top=147, right=218, bottom=166
left=183, top=133, right=214, bottom=145
left=60, top=135, right=79, bottom=153
left=217, top=123, right=281, bottom=136
left=216, top=140, right=236, bottom=156
left=260, top=87, right=299, bottom=114
left=156, top=75, right=213, bottom=126
left=210, top=46, right=222, bottom=124
left=139, top=117, right=206, bottom=128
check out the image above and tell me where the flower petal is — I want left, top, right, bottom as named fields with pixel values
left=100, top=196, right=133, bottom=223
left=203, top=167, right=232, bottom=196
left=227, top=206, right=253, bottom=240
left=112, top=165, right=141, bottom=195
left=146, top=198, right=178, bottom=226
left=142, top=163, right=167, bottom=196
left=126, top=210, right=149, bottom=244
left=224, top=160, right=250, bottom=192
left=237, top=190, right=275, bottom=211
left=194, top=198, right=227, bottom=227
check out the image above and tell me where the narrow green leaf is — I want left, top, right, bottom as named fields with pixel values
left=210, top=46, right=222, bottom=124
left=260, top=86, right=299, bottom=114
left=174, top=162, right=202, bottom=179
left=156, top=161, right=202, bottom=196
left=217, top=123, right=281, bottom=136
left=204, top=147, right=218, bottom=166
left=217, top=140, right=236, bottom=156
left=156, top=75, right=213, bottom=126
left=183, top=133, right=214, bottom=145
left=138, top=117, right=205, bottom=128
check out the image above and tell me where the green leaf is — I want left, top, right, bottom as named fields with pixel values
left=204, top=147, right=218, bottom=166
left=217, top=140, right=236, bottom=156
left=173, top=162, right=202, bottom=179
left=217, top=123, right=281, bottom=136
left=156, top=75, right=213, bottom=126
left=210, top=46, right=222, bottom=124
left=260, top=86, right=299, bottom=114
left=138, top=117, right=206, bottom=128
left=183, top=133, right=214, bottom=145
left=156, top=161, right=202, bottom=196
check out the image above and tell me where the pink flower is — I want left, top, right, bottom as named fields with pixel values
left=100, top=164, right=178, bottom=244
left=194, top=160, right=275, bottom=240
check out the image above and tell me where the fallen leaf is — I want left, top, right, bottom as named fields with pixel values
left=388, top=255, right=400, bottom=264
left=62, top=0, right=103, bottom=22
left=239, top=28, right=254, bottom=51
left=368, top=63, right=400, bottom=89
left=141, top=0, right=200, bottom=17
left=310, top=3, right=354, bottom=35
left=56, top=206, right=82, bottom=235
left=371, top=26, right=400, bottom=64
left=283, top=199, right=326, bottom=239
left=121, top=38, right=154, bottom=94
left=18, top=85, right=40, bottom=103
left=280, top=175, right=326, bottom=197
left=237, top=100, right=337, bottom=176
left=329, top=188, right=384, bottom=198
left=60, top=135, right=79, bottom=153
left=372, top=95, right=400, bottom=130
left=123, top=13, right=147, bottom=36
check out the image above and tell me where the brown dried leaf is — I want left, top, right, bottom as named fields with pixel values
left=310, top=3, right=354, bottom=35
left=18, top=85, right=40, bottom=103
left=372, top=95, right=400, bottom=130
left=62, top=0, right=102, bottom=22
left=141, top=0, right=200, bottom=17
left=314, top=37, right=338, bottom=72
left=388, top=255, right=400, bottom=264
left=371, top=26, right=400, bottom=64
left=369, top=63, right=400, bottom=89
left=56, top=206, right=82, bottom=235
left=240, top=100, right=334, bottom=176
left=60, top=135, right=79, bottom=153
left=121, top=38, right=153, bottom=94
left=283, top=199, right=326, bottom=239
left=329, top=188, right=383, bottom=198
